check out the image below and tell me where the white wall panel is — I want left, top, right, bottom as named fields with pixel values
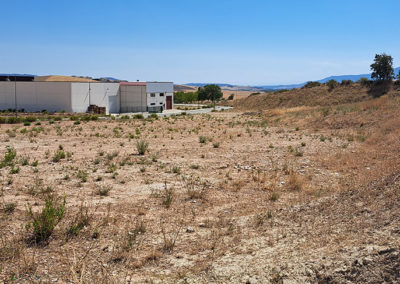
left=71, top=83, right=119, bottom=114
left=0, top=82, right=71, bottom=112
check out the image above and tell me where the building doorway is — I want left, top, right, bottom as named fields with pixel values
left=166, top=96, right=172, bottom=110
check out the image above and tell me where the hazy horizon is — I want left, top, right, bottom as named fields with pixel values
left=1, top=0, right=399, bottom=85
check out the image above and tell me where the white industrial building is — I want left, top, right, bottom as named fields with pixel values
left=0, top=81, right=173, bottom=114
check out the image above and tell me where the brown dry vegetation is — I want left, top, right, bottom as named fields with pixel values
left=0, top=86, right=399, bottom=283
left=233, top=82, right=400, bottom=110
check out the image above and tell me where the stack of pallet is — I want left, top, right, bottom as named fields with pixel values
left=87, top=105, right=106, bottom=114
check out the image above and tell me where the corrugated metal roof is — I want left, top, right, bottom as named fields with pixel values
left=120, top=82, right=146, bottom=86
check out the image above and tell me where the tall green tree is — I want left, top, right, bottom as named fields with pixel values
left=197, top=84, right=223, bottom=104
left=370, top=53, right=394, bottom=81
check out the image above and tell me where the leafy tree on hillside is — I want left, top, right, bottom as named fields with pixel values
left=327, top=79, right=338, bottom=91
left=370, top=53, right=394, bottom=81
left=197, top=84, right=223, bottom=105
left=397, top=70, right=400, bottom=80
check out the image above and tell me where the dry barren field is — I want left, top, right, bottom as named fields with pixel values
left=1, top=94, right=400, bottom=283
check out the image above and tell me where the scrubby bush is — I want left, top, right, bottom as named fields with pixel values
left=136, top=139, right=149, bottom=155
left=6, top=117, right=22, bottom=124
left=52, top=150, right=66, bottom=162
left=303, top=81, right=321, bottom=88
left=26, top=195, right=66, bottom=244
left=133, top=114, right=144, bottom=119
left=0, top=146, right=17, bottom=168
left=358, top=77, right=371, bottom=87
left=326, top=79, right=338, bottom=91
left=199, top=136, right=207, bottom=144
left=341, top=80, right=353, bottom=86
left=227, top=94, right=234, bottom=100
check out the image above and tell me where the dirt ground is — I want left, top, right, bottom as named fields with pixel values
left=0, top=94, right=399, bottom=283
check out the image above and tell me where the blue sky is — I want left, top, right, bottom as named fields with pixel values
left=1, top=0, right=399, bottom=85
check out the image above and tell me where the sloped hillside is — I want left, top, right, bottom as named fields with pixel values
left=35, top=75, right=97, bottom=82
left=234, top=82, right=400, bottom=110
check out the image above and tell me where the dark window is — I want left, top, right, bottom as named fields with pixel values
left=150, top=93, right=155, bottom=97
left=150, top=103, right=155, bottom=106
left=160, top=93, right=164, bottom=96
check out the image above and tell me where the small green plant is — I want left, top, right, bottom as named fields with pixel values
left=25, top=195, right=66, bottom=244
left=9, top=165, right=20, bottom=174
left=162, top=183, right=174, bottom=208
left=213, top=142, right=220, bottom=148
left=77, top=170, right=87, bottom=182
left=0, top=146, right=17, bottom=168
left=172, top=166, right=181, bottom=174
left=52, top=150, right=66, bottom=162
left=136, top=139, right=149, bottom=155
left=199, top=136, right=207, bottom=144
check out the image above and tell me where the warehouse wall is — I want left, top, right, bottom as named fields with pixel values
left=0, top=82, right=72, bottom=112
left=120, top=85, right=147, bottom=113
left=70, top=83, right=119, bottom=113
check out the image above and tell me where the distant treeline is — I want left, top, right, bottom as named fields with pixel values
left=174, top=92, right=198, bottom=103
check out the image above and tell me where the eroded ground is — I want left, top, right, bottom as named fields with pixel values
left=1, top=95, right=399, bottom=283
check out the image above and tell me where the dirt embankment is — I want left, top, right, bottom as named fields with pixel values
left=234, top=83, right=400, bottom=110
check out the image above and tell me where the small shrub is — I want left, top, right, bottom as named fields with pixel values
left=287, top=173, right=303, bottom=191
left=303, top=81, right=321, bottom=88
left=358, top=77, right=371, bottom=87
left=26, top=195, right=66, bottom=244
left=199, top=136, right=207, bottom=144
left=52, top=150, right=66, bottom=162
left=77, top=170, right=87, bottom=182
left=4, top=203, right=17, bottom=214
left=326, top=79, right=338, bottom=91
left=269, top=192, right=280, bottom=201
left=341, top=80, right=353, bottom=86
left=136, top=139, right=149, bottom=155
left=133, top=114, right=144, bottom=119
left=0, top=146, right=17, bottom=168
left=66, top=203, right=91, bottom=240
left=96, top=185, right=112, bottom=196
left=9, top=165, right=20, bottom=174
left=162, top=183, right=174, bottom=208
left=183, top=175, right=209, bottom=200
left=213, top=142, right=220, bottom=148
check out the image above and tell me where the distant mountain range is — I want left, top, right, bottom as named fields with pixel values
left=186, top=67, right=400, bottom=91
